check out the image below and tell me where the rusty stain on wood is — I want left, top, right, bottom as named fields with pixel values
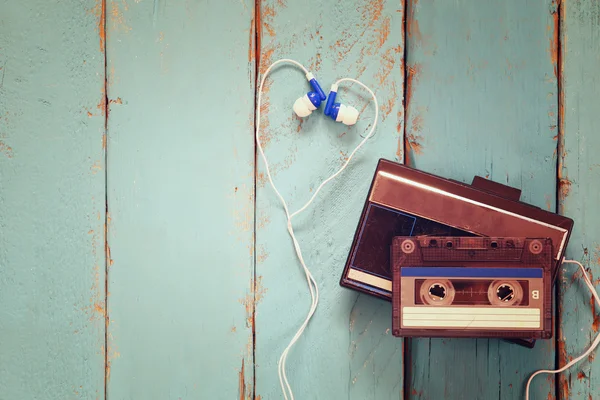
left=239, top=358, right=246, bottom=400
left=89, top=1, right=106, bottom=52
left=248, top=8, right=256, bottom=64
left=91, top=161, right=102, bottom=174
left=557, top=335, right=570, bottom=399
left=590, top=294, right=600, bottom=332
left=404, top=63, right=421, bottom=113
left=375, top=46, right=402, bottom=86
left=380, top=81, right=397, bottom=120
left=0, top=141, right=13, bottom=158
left=256, top=245, right=268, bottom=263
left=262, top=5, right=277, bottom=37
left=97, top=86, right=106, bottom=116
left=406, top=0, right=422, bottom=47
left=374, top=16, right=391, bottom=47
left=549, top=1, right=560, bottom=79
left=109, top=97, right=123, bottom=105
left=239, top=276, right=267, bottom=329
left=110, top=0, right=132, bottom=33
left=559, top=177, right=572, bottom=200
left=363, top=0, right=384, bottom=28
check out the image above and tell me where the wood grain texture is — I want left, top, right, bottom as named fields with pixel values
left=404, top=0, right=559, bottom=398
left=0, top=1, right=106, bottom=398
left=254, top=1, right=404, bottom=398
left=104, top=1, right=255, bottom=398
left=558, top=1, right=600, bottom=398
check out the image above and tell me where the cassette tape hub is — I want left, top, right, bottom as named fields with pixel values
left=391, top=237, right=553, bottom=339
left=339, top=159, right=574, bottom=301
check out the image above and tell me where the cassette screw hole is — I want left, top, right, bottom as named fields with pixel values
left=497, top=284, right=515, bottom=302
left=529, top=240, right=543, bottom=254
left=428, top=284, right=446, bottom=301
left=429, top=239, right=438, bottom=247
left=401, top=240, right=415, bottom=254
left=491, top=241, right=498, bottom=248
left=446, top=241, right=453, bottom=248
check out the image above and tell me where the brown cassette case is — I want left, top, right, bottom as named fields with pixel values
left=339, top=159, right=574, bottom=301
left=391, top=237, right=553, bottom=339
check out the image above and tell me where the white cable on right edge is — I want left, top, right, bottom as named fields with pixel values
left=255, top=61, right=379, bottom=400
left=525, top=259, right=600, bottom=400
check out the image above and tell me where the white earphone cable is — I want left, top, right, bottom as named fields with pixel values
left=255, top=59, right=378, bottom=400
left=525, top=258, right=600, bottom=400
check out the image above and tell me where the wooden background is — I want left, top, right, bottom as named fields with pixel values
left=0, top=0, right=599, bottom=399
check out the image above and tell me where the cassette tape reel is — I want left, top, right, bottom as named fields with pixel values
left=391, top=237, right=553, bottom=339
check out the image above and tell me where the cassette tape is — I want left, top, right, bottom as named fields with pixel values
left=391, top=236, right=553, bottom=339
left=340, top=159, right=573, bottom=301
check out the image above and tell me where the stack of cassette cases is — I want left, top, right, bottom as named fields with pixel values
left=391, top=236, right=553, bottom=339
left=340, top=159, right=573, bottom=300
left=338, top=159, right=574, bottom=345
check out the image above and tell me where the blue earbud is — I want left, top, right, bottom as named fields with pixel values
left=324, top=84, right=359, bottom=126
left=293, top=73, right=327, bottom=118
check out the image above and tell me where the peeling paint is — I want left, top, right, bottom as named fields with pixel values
left=256, top=245, right=268, bottom=263
left=404, top=64, right=422, bottom=112
left=89, top=1, right=106, bottom=52
left=559, top=177, right=572, bottom=200
left=591, top=295, right=600, bottom=332
left=549, top=4, right=560, bottom=79
left=110, top=0, right=132, bottom=33
left=406, top=0, right=422, bottom=47
left=262, top=5, right=278, bottom=37
left=239, top=276, right=267, bottom=329
left=0, top=141, right=13, bottom=158
left=375, top=46, right=402, bottom=86
left=91, top=160, right=102, bottom=174
left=557, top=337, right=570, bottom=399
left=380, top=81, right=397, bottom=121
left=238, top=359, right=246, bottom=400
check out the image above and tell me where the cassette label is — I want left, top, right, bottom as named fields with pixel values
left=391, top=237, right=553, bottom=339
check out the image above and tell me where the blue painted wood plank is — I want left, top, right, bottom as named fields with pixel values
left=404, top=0, right=559, bottom=398
left=0, top=1, right=106, bottom=398
left=104, top=1, right=256, bottom=398
left=558, top=1, right=600, bottom=398
left=254, top=1, right=404, bottom=398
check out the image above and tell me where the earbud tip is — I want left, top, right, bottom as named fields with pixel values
left=293, top=97, right=312, bottom=118
left=293, top=94, right=318, bottom=118
left=342, top=106, right=359, bottom=126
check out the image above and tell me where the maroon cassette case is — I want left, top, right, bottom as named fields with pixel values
left=339, top=159, right=574, bottom=301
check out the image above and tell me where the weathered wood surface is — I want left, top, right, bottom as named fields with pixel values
left=254, top=1, right=405, bottom=398
left=404, top=0, right=560, bottom=398
left=0, top=1, right=106, bottom=398
left=3, top=0, right=600, bottom=399
left=558, top=1, right=600, bottom=399
left=104, top=1, right=256, bottom=399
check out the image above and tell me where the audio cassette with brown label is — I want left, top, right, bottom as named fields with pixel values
left=391, top=236, right=553, bottom=339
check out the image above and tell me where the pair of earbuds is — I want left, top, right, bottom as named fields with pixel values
left=256, top=59, right=379, bottom=400
left=292, top=73, right=360, bottom=126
